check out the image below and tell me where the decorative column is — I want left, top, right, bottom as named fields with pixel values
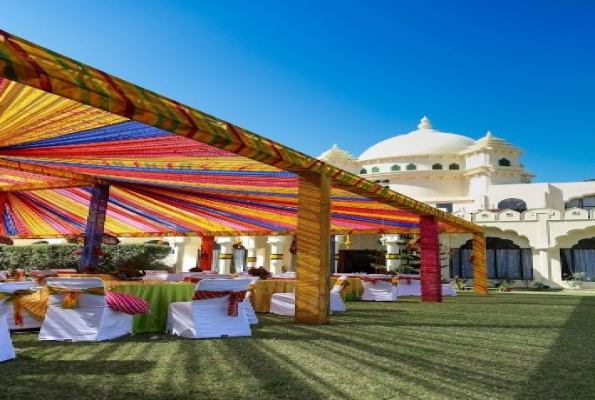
left=333, top=235, right=346, bottom=273
left=216, top=237, right=234, bottom=274
left=79, top=184, right=109, bottom=271
left=240, top=236, right=257, bottom=271
left=420, top=215, right=442, bottom=302
left=472, top=232, right=488, bottom=295
left=266, top=236, right=288, bottom=274
left=381, top=234, right=404, bottom=272
left=295, top=172, right=331, bottom=324
left=199, top=236, right=215, bottom=271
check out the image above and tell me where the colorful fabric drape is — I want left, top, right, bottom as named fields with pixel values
left=47, top=285, right=105, bottom=308
left=0, top=289, right=37, bottom=326
left=192, top=290, right=247, bottom=316
left=0, top=29, right=484, bottom=243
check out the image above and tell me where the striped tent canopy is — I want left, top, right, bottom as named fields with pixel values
left=0, top=29, right=483, bottom=239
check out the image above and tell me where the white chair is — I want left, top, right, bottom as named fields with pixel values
left=0, top=282, right=37, bottom=362
left=167, top=278, right=252, bottom=339
left=38, top=278, right=132, bottom=342
left=441, top=284, right=458, bottom=296
left=395, top=274, right=422, bottom=297
left=361, top=278, right=398, bottom=302
left=241, top=276, right=260, bottom=324
left=270, top=277, right=348, bottom=316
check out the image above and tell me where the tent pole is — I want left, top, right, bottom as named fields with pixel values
left=295, top=172, right=331, bottom=324
left=79, top=184, right=110, bottom=272
left=420, top=215, right=442, bottom=302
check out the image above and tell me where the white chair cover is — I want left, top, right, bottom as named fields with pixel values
left=0, top=282, right=36, bottom=362
left=270, top=277, right=348, bottom=316
left=167, top=278, right=252, bottom=339
left=38, top=278, right=132, bottom=342
left=241, top=276, right=260, bottom=325
left=269, top=293, right=296, bottom=316
left=395, top=274, right=422, bottom=297
left=441, top=284, right=458, bottom=296
left=361, top=279, right=398, bottom=302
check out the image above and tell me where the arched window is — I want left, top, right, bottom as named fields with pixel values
left=499, top=158, right=511, bottom=166
left=452, top=237, right=532, bottom=280
left=360, top=168, right=367, bottom=174
left=406, top=163, right=416, bottom=171
left=497, top=198, right=527, bottom=212
left=560, top=237, right=595, bottom=282
left=449, top=163, right=460, bottom=170
left=371, top=167, right=380, bottom=173
left=391, top=164, right=401, bottom=171
left=565, top=195, right=595, bottom=211
left=432, top=163, right=443, bottom=170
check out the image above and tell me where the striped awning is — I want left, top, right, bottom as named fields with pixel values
left=0, top=29, right=483, bottom=238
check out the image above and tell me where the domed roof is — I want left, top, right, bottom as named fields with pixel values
left=317, top=144, right=357, bottom=162
left=359, top=117, right=475, bottom=160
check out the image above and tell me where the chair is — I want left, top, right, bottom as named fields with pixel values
left=395, top=274, right=422, bottom=297
left=167, top=278, right=252, bottom=339
left=361, top=278, right=398, bottom=302
left=0, top=282, right=37, bottom=362
left=241, top=276, right=260, bottom=324
left=38, top=278, right=133, bottom=342
left=441, top=284, right=458, bottom=296
left=269, top=277, right=348, bottom=316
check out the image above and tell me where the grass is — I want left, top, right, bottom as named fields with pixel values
left=2, top=291, right=594, bottom=400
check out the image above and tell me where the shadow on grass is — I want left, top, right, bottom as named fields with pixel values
left=512, top=296, right=595, bottom=400
left=1, top=359, right=156, bottom=374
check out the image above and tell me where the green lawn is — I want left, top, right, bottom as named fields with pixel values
left=2, top=291, right=594, bottom=400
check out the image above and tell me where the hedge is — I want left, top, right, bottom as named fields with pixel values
left=0, top=244, right=172, bottom=273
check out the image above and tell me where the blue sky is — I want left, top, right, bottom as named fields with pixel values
left=2, top=0, right=594, bottom=183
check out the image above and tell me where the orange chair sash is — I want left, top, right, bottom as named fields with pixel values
left=47, top=285, right=105, bottom=309
left=0, top=289, right=37, bottom=327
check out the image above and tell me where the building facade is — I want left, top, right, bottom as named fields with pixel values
left=318, top=117, right=595, bottom=289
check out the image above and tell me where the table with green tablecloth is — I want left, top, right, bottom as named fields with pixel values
left=107, top=281, right=194, bottom=333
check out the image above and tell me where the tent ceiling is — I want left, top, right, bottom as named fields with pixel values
left=0, top=29, right=483, bottom=238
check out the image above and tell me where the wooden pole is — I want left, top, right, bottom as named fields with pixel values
left=295, top=172, right=331, bottom=324
left=473, top=233, right=488, bottom=294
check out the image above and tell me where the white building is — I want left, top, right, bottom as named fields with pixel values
left=318, top=117, right=595, bottom=289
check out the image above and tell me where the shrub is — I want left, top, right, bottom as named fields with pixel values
left=0, top=244, right=171, bottom=273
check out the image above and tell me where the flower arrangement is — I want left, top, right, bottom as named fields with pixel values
left=111, top=267, right=146, bottom=281
left=247, top=267, right=271, bottom=279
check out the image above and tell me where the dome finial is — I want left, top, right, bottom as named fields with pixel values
left=485, top=131, right=493, bottom=138
left=418, top=116, right=433, bottom=130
